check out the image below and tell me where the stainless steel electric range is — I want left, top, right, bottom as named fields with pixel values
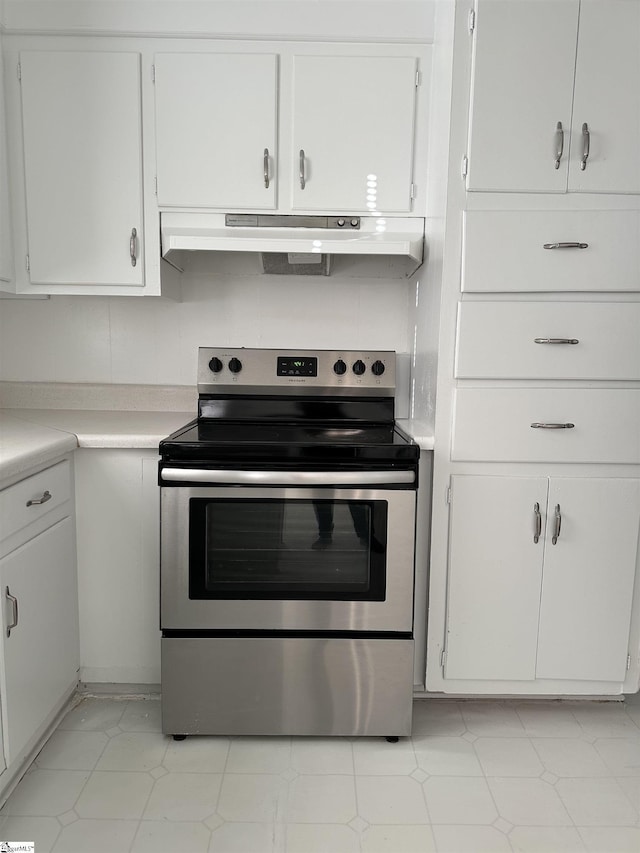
left=158, top=348, right=419, bottom=738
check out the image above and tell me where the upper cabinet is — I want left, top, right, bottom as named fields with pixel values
left=466, top=0, right=640, bottom=194
left=154, top=53, right=278, bottom=210
left=153, top=46, right=427, bottom=215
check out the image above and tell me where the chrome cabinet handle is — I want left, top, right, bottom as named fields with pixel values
left=263, top=148, right=270, bottom=189
left=5, top=587, right=18, bottom=637
left=130, top=228, right=137, bottom=267
left=531, top=422, right=575, bottom=429
left=580, top=122, right=590, bottom=171
left=26, top=489, right=51, bottom=507
left=534, top=338, right=579, bottom=345
left=299, top=149, right=306, bottom=190
left=543, top=242, right=589, bottom=250
left=552, top=504, right=562, bottom=545
left=554, top=121, right=564, bottom=169
left=533, top=502, right=542, bottom=544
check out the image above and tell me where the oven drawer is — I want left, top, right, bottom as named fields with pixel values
left=161, top=636, right=414, bottom=736
left=452, top=389, right=640, bottom=464
left=455, top=301, right=640, bottom=380
left=462, top=210, right=640, bottom=293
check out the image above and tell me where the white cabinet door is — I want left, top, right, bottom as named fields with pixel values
left=536, top=479, right=640, bottom=682
left=0, top=38, right=14, bottom=289
left=154, top=53, right=278, bottom=210
left=20, top=51, right=144, bottom=287
left=466, top=0, right=579, bottom=193
left=445, top=476, right=547, bottom=681
left=569, top=1, right=640, bottom=193
left=291, top=55, right=418, bottom=212
left=0, top=517, right=79, bottom=764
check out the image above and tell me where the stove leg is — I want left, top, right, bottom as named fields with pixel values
left=172, top=734, right=187, bottom=741
left=385, top=736, right=399, bottom=743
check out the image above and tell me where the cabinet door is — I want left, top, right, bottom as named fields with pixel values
left=445, top=476, right=547, bottom=681
left=20, top=51, right=144, bottom=287
left=291, top=55, right=418, bottom=212
left=154, top=53, right=278, bottom=209
left=0, top=517, right=78, bottom=764
left=536, top=478, right=640, bottom=682
left=569, top=1, right=640, bottom=193
left=466, top=0, right=579, bottom=193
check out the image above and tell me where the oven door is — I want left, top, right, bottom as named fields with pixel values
left=161, top=482, right=415, bottom=633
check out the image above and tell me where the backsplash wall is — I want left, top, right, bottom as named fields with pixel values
left=0, top=253, right=412, bottom=386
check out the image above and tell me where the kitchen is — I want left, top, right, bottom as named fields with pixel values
left=0, top=1, right=639, bottom=851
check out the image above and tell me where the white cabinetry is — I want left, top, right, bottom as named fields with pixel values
left=153, top=46, right=426, bottom=215
left=446, top=476, right=640, bottom=683
left=466, top=0, right=640, bottom=194
left=0, top=459, right=79, bottom=771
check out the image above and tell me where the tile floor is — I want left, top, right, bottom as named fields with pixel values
left=0, top=694, right=639, bottom=852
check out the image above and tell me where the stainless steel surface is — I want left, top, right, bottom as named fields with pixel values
left=130, top=227, right=137, bottom=267
left=554, top=121, right=564, bottom=169
left=543, top=242, right=589, bottom=249
left=534, top=338, right=580, bottom=345
left=533, top=502, right=541, bottom=544
left=161, top=484, right=416, bottom=632
left=224, top=214, right=360, bottom=230
left=299, top=148, right=306, bottom=189
left=580, top=122, right=590, bottom=170
left=552, top=503, right=562, bottom=545
left=530, top=422, right=575, bottom=429
left=5, top=586, right=18, bottom=637
left=161, top=637, right=414, bottom=736
left=161, top=468, right=415, bottom=486
left=263, top=148, right=270, bottom=189
left=197, top=347, right=395, bottom=395
left=26, top=489, right=52, bottom=507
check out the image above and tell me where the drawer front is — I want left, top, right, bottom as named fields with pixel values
left=0, top=460, right=72, bottom=540
left=452, top=389, right=640, bottom=463
left=462, top=210, right=640, bottom=293
left=455, top=302, right=640, bottom=380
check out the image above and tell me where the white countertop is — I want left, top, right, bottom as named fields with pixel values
left=0, top=412, right=78, bottom=484
left=396, top=418, right=435, bottom=451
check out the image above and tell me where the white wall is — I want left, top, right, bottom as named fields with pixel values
left=0, top=254, right=412, bottom=385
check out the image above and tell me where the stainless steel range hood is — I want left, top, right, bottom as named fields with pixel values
left=160, top=213, right=425, bottom=268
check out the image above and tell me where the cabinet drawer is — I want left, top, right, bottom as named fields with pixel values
left=452, top=389, right=640, bottom=463
left=455, top=302, right=640, bottom=380
left=0, top=460, right=71, bottom=540
left=462, top=211, right=640, bottom=293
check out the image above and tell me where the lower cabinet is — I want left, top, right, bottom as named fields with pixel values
left=444, top=475, right=640, bottom=685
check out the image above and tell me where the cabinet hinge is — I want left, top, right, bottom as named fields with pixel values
left=17, top=62, right=21, bottom=81
left=151, top=64, right=155, bottom=83
left=415, top=70, right=421, bottom=87
left=461, top=156, right=469, bottom=179
left=628, top=654, right=632, bottom=671
left=440, top=649, right=447, bottom=668
left=25, top=254, right=30, bottom=272
left=410, top=183, right=417, bottom=200
left=154, top=176, right=158, bottom=196
left=446, top=486, right=452, bottom=505
left=469, top=7, right=476, bottom=33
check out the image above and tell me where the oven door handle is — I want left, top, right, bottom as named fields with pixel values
left=161, top=468, right=415, bottom=486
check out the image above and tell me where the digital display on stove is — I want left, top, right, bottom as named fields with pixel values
left=277, top=356, right=318, bottom=377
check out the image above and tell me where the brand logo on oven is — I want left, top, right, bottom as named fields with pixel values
left=287, top=378, right=307, bottom=383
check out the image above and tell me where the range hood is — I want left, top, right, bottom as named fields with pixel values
left=160, top=213, right=425, bottom=267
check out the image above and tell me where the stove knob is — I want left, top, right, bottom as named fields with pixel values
left=208, top=357, right=223, bottom=373
left=228, top=357, right=243, bottom=374
left=371, top=360, right=386, bottom=376
left=352, top=359, right=366, bottom=376
left=333, top=359, right=347, bottom=375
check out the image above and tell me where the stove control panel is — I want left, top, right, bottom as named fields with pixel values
left=198, top=348, right=395, bottom=396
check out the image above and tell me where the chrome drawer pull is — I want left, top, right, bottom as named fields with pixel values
left=580, top=122, right=590, bottom=171
left=554, top=121, right=564, bottom=169
left=543, top=242, right=588, bottom=250
left=130, top=227, right=137, bottom=267
left=533, top=502, right=542, bottom=544
left=26, top=489, right=52, bottom=507
left=263, top=148, right=270, bottom=189
left=552, top=503, right=562, bottom=545
left=5, top=587, right=18, bottom=637
left=299, top=149, right=306, bottom=190
left=534, top=338, right=579, bottom=345
left=531, top=423, right=575, bottom=430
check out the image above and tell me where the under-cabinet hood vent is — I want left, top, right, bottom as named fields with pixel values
left=160, top=213, right=424, bottom=272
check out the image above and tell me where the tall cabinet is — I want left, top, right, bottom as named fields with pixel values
left=427, top=0, right=640, bottom=697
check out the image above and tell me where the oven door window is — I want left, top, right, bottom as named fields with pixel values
left=189, top=498, right=387, bottom=600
